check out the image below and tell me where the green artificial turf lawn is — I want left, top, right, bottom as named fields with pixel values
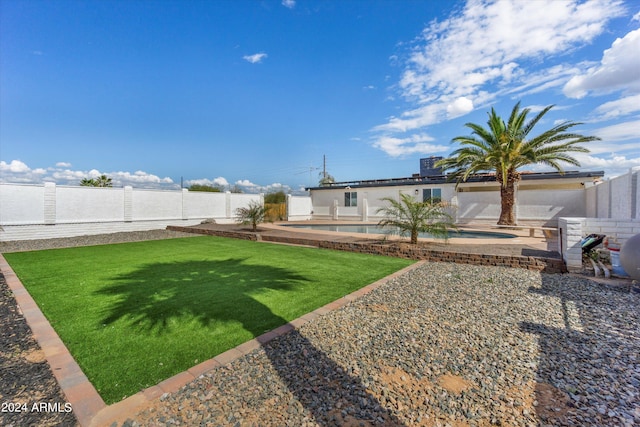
left=4, top=236, right=413, bottom=404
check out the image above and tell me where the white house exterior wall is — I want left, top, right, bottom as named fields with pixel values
left=310, top=185, right=457, bottom=222
left=516, top=189, right=585, bottom=223
left=309, top=179, right=587, bottom=226
left=456, top=191, right=502, bottom=223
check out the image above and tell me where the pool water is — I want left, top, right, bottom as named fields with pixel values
left=283, top=224, right=517, bottom=239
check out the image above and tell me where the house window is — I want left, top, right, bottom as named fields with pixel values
left=423, top=188, right=442, bottom=203
left=344, top=191, right=357, bottom=207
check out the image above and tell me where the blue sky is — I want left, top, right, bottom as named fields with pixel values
left=1, top=0, right=639, bottom=194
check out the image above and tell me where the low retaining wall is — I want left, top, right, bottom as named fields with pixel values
left=167, top=225, right=259, bottom=242
left=167, top=226, right=566, bottom=274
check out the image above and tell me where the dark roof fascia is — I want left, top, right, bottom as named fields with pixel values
left=306, top=170, right=604, bottom=191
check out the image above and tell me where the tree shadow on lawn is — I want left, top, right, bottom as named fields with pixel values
left=521, top=275, right=640, bottom=425
left=98, top=258, right=404, bottom=426
left=98, top=258, right=306, bottom=332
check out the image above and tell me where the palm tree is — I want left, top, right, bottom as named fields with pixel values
left=436, top=102, right=599, bottom=226
left=80, top=175, right=113, bottom=187
left=235, top=201, right=268, bottom=231
left=94, top=174, right=113, bottom=187
left=376, top=193, right=455, bottom=244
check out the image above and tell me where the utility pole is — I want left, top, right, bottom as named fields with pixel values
left=323, top=155, right=326, bottom=180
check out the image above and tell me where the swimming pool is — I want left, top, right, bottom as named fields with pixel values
left=283, top=224, right=517, bottom=239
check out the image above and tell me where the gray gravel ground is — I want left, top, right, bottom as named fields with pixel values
left=125, top=262, right=639, bottom=427
left=0, top=229, right=196, bottom=253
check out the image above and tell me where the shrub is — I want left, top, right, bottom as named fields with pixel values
left=235, top=201, right=268, bottom=231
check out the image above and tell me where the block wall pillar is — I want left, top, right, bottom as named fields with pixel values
left=43, top=182, right=56, bottom=225
left=124, top=186, right=133, bottom=222
left=559, top=217, right=585, bottom=272
left=181, top=188, right=189, bottom=220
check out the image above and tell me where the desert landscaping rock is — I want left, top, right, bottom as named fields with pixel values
left=0, top=274, right=78, bottom=427
left=0, top=229, right=195, bottom=253
left=1, top=230, right=638, bottom=426
left=129, top=262, right=639, bottom=426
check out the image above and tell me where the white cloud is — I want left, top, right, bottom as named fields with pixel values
left=576, top=120, right=640, bottom=176
left=243, top=53, right=268, bottom=64
left=505, top=64, right=578, bottom=97
left=235, top=179, right=257, bottom=187
left=0, top=161, right=302, bottom=193
left=186, top=177, right=229, bottom=188
left=213, top=177, right=229, bottom=187
left=110, top=170, right=174, bottom=186
left=282, top=0, right=295, bottom=9
left=50, top=168, right=90, bottom=182
left=563, top=28, right=640, bottom=98
left=593, top=94, right=640, bottom=121
left=371, top=0, right=626, bottom=155
left=372, top=133, right=449, bottom=158
left=0, top=160, right=176, bottom=189
left=0, top=159, right=31, bottom=173
left=593, top=119, right=640, bottom=142
left=257, top=182, right=293, bottom=194
left=447, top=97, right=474, bottom=118
left=0, top=160, right=47, bottom=184
left=403, top=0, right=621, bottom=103
left=574, top=153, right=640, bottom=177
left=374, top=104, right=442, bottom=133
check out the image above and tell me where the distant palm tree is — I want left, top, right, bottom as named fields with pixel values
left=94, top=174, right=113, bottom=187
left=80, top=175, right=113, bottom=187
left=235, top=201, right=268, bottom=231
left=376, top=193, right=455, bottom=245
left=436, top=102, right=599, bottom=225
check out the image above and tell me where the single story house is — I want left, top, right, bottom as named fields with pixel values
left=306, top=169, right=604, bottom=227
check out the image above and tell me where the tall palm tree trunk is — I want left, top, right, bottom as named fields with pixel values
left=498, top=172, right=518, bottom=225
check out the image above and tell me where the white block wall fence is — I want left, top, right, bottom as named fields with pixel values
left=0, top=183, right=275, bottom=241
left=287, top=195, right=313, bottom=221
left=585, top=166, right=640, bottom=219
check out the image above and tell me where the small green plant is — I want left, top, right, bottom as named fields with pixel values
left=376, top=193, right=455, bottom=244
left=235, top=201, right=268, bottom=231
left=588, top=250, right=599, bottom=262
